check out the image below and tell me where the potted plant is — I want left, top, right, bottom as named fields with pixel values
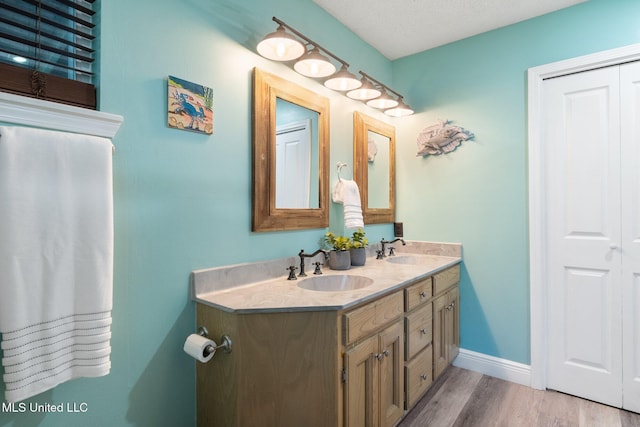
left=349, top=229, right=368, bottom=266
left=322, top=231, right=352, bottom=270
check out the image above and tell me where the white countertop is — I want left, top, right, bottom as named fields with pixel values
left=191, top=241, right=462, bottom=313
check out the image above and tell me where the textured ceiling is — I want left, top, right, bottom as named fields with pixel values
left=313, top=0, right=587, bottom=60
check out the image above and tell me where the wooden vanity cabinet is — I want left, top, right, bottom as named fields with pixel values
left=195, top=263, right=460, bottom=427
left=195, top=307, right=342, bottom=427
left=342, top=291, right=404, bottom=427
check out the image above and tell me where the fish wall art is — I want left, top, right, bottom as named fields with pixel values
left=416, top=119, right=474, bottom=156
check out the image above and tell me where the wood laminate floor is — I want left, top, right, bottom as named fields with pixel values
left=399, top=366, right=640, bottom=427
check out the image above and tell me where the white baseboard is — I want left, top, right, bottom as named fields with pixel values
left=452, top=348, right=531, bottom=387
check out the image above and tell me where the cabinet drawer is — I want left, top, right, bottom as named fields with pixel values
left=433, top=265, right=460, bottom=295
left=404, top=277, right=432, bottom=312
left=344, top=291, right=403, bottom=346
left=405, top=345, right=433, bottom=409
left=405, top=303, right=432, bottom=360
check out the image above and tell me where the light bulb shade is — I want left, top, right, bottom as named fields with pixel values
left=384, top=98, right=414, bottom=117
left=257, top=26, right=305, bottom=61
left=324, top=66, right=362, bottom=91
left=366, top=91, right=398, bottom=109
left=347, top=77, right=382, bottom=101
left=294, top=47, right=336, bottom=78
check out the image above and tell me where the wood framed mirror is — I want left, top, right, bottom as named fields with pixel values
left=252, top=68, right=330, bottom=231
left=353, top=111, right=395, bottom=224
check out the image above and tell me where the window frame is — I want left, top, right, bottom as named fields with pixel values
left=0, top=0, right=97, bottom=109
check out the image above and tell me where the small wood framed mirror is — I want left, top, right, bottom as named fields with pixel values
left=252, top=68, right=330, bottom=231
left=353, top=111, right=395, bottom=224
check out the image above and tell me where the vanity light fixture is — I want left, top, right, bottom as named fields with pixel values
left=385, top=97, right=415, bottom=117
left=259, top=17, right=357, bottom=86
left=294, top=46, right=336, bottom=78
left=257, top=17, right=414, bottom=116
left=256, top=23, right=305, bottom=61
left=347, top=74, right=382, bottom=100
left=324, top=65, right=362, bottom=91
left=366, top=89, right=398, bottom=109
left=359, top=71, right=414, bottom=115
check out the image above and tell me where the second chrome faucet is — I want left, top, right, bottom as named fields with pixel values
left=378, top=238, right=406, bottom=259
left=298, top=249, right=329, bottom=277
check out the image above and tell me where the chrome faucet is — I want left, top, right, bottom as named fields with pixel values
left=379, top=238, right=406, bottom=258
left=298, top=249, right=329, bottom=276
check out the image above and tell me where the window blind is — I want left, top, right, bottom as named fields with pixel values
left=0, top=0, right=96, bottom=109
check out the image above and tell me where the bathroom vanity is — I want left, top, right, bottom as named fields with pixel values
left=191, top=242, right=461, bottom=427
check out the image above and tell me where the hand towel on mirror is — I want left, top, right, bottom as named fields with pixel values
left=0, top=126, right=113, bottom=403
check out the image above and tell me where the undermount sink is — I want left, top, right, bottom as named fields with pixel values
left=386, top=254, right=439, bottom=265
left=298, top=275, right=374, bottom=292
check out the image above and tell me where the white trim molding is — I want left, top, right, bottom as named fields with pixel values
left=0, top=92, right=123, bottom=138
left=527, top=42, right=640, bottom=391
left=453, top=348, right=531, bottom=387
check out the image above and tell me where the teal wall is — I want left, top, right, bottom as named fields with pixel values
left=2, top=0, right=640, bottom=425
left=0, top=0, right=391, bottom=426
left=392, top=0, right=640, bottom=364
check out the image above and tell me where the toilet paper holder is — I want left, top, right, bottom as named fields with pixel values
left=198, top=326, right=233, bottom=356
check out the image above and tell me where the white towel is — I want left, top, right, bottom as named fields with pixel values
left=0, top=126, right=114, bottom=402
left=332, top=179, right=364, bottom=229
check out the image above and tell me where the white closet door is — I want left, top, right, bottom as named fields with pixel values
left=543, top=66, right=623, bottom=407
left=620, top=61, right=640, bottom=413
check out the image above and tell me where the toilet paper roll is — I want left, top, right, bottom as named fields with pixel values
left=183, top=334, right=216, bottom=363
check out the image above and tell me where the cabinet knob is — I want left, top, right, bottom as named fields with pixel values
left=374, top=350, right=390, bottom=361
left=420, top=328, right=427, bottom=335
left=419, top=291, right=427, bottom=298
left=420, top=374, right=428, bottom=380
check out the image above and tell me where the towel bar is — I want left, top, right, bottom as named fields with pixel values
left=337, top=161, right=350, bottom=181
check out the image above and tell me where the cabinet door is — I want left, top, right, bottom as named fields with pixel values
left=433, top=292, right=448, bottom=379
left=344, top=335, right=378, bottom=427
left=378, top=320, right=404, bottom=427
left=434, top=287, right=460, bottom=378
left=446, top=287, right=460, bottom=365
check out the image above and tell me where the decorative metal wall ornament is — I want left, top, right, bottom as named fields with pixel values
left=416, top=119, right=474, bottom=156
